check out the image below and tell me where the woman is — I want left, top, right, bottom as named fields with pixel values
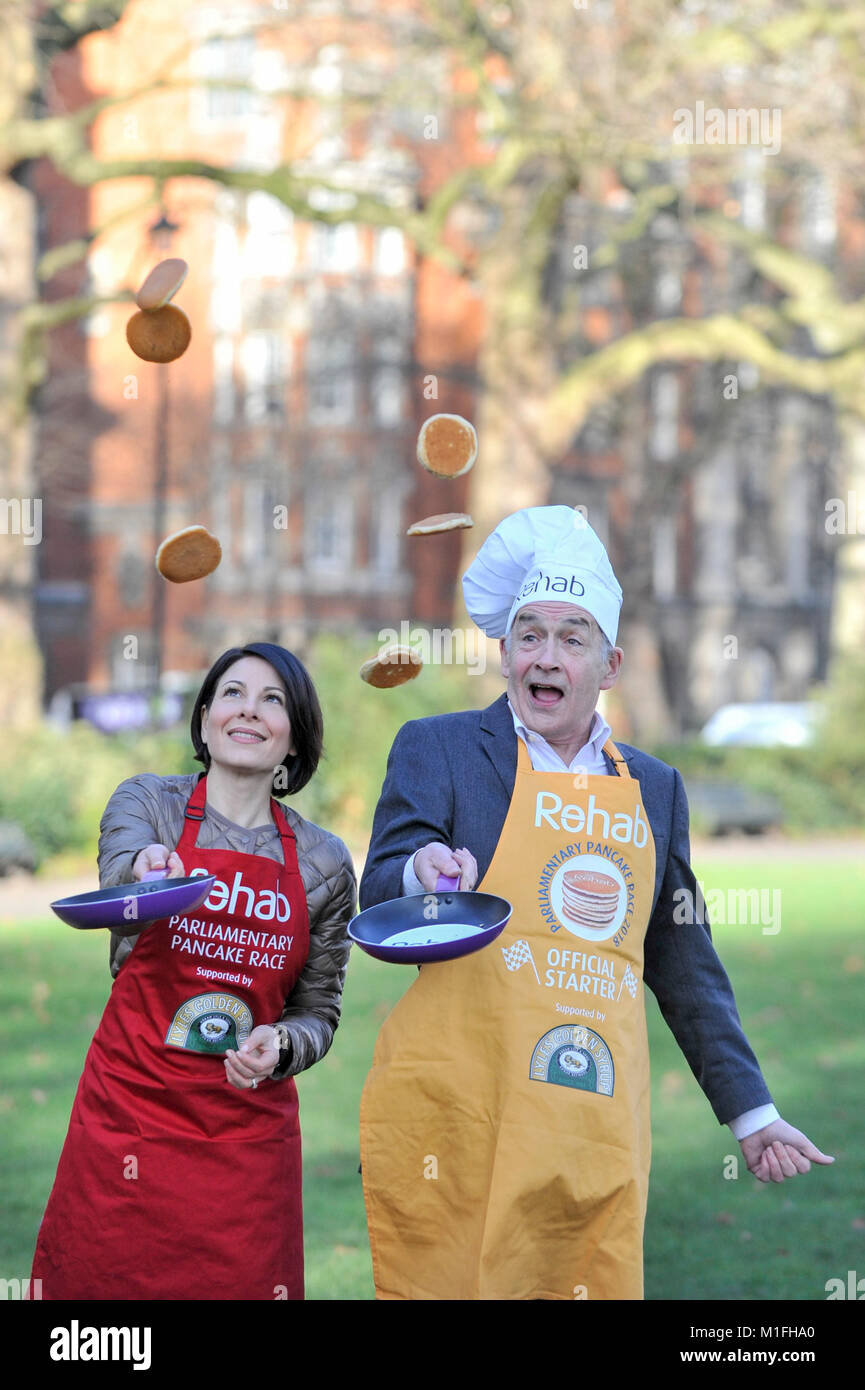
left=31, top=642, right=356, bottom=1301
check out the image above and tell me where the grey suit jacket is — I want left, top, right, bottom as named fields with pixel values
left=360, top=693, right=773, bottom=1125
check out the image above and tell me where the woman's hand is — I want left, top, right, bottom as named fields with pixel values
left=132, top=844, right=185, bottom=880
left=224, top=1025, right=280, bottom=1091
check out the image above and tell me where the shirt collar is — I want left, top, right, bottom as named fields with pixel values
left=506, top=699, right=612, bottom=762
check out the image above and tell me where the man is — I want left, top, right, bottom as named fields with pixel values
left=359, top=506, right=833, bottom=1301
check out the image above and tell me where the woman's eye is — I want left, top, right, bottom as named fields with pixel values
left=266, top=693, right=284, bottom=703
left=224, top=686, right=241, bottom=696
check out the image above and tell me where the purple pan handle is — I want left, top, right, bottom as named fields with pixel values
left=142, top=868, right=170, bottom=881
left=435, top=874, right=460, bottom=891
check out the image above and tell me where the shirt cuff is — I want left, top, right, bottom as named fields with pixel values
left=728, top=1103, right=780, bottom=1140
left=401, top=853, right=425, bottom=896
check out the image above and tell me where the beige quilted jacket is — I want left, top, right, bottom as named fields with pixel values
left=97, top=773, right=356, bottom=1081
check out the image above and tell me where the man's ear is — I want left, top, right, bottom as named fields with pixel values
left=600, top=647, right=624, bottom=691
left=499, top=636, right=509, bottom=678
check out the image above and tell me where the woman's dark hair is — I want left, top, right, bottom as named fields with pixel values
left=190, top=643, right=323, bottom=797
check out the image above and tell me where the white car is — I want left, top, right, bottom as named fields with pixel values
left=699, top=702, right=819, bottom=749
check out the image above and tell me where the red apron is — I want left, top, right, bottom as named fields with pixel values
left=32, top=775, right=310, bottom=1301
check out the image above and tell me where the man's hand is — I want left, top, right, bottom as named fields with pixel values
left=413, top=842, right=478, bottom=892
left=739, top=1119, right=835, bottom=1183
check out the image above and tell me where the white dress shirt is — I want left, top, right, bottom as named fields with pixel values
left=401, top=701, right=779, bottom=1142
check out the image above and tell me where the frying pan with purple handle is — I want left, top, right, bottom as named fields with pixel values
left=348, top=874, right=512, bottom=965
left=50, top=868, right=216, bottom=933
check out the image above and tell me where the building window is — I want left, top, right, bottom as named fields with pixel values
left=310, top=222, right=358, bottom=272
left=801, top=171, right=836, bottom=253
left=243, top=479, right=268, bottom=568
left=213, top=337, right=235, bottom=424
left=304, top=488, right=354, bottom=572
left=370, top=335, right=404, bottom=426
left=373, top=226, right=406, bottom=276
left=370, top=367, right=403, bottom=426
left=116, top=551, right=150, bottom=609
left=210, top=280, right=241, bottom=335
left=653, top=257, right=682, bottom=315
left=193, top=35, right=255, bottom=121
left=307, top=335, right=354, bottom=424
left=210, top=484, right=232, bottom=574
left=652, top=514, right=677, bottom=599
left=242, top=332, right=286, bottom=422
left=244, top=192, right=295, bottom=276
left=738, top=146, right=766, bottom=232
left=212, top=200, right=241, bottom=276
left=649, top=370, right=679, bottom=461
left=111, top=633, right=155, bottom=690
left=370, top=487, right=402, bottom=574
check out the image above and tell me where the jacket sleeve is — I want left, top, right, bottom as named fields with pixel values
left=642, top=768, right=774, bottom=1125
left=97, top=775, right=169, bottom=889
left=359, top=719, right=455, bottom=910
left=271, top=837, right=357, bottom=1080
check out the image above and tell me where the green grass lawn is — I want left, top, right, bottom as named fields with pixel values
left=2, top=852, right=862, bottom=1300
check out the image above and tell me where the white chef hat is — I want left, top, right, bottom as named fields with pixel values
left=462, top=505, right=622, bottom=645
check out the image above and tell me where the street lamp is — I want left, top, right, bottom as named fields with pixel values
left=147, top=210, right=181, bottom=696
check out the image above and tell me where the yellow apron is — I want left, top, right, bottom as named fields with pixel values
left=360, top=737, right=657, bottom=1300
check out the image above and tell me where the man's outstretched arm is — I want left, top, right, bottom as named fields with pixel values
left=644, top=769, right=834, bottom=1178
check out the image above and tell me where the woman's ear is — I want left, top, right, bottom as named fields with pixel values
left=200, top=708, right=208, bottom=744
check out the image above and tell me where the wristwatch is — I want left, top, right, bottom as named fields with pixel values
left=272, top=1022, right=292, bottom=1067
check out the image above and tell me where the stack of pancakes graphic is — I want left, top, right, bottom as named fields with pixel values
left=561, top=870, right=619, bottom=933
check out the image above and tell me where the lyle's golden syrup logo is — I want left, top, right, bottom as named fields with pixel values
left=165, top=992, right=253, bottom=1054
left=529, top=1025, right=614, bottom=1096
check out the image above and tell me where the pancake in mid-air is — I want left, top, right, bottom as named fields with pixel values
left=126, top=304, right=191, bottom=363
left=156, top=526, right=222, bottom=583
left=359, top=646, right=423, bottom=688
left=406, top=512, right=474, bottom=536
left=416, top=414, right=478, bottom=478
left=136, top=258, right=189, bottom=311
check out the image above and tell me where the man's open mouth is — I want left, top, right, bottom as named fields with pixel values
left=529, top=683, right=564, bottom=705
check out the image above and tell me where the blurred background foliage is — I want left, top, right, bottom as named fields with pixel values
left=4, top=634, right=865, bottom=873
left=0, top=633, right=499, bottom=869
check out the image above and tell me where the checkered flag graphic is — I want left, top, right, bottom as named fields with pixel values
left=501, top=939, right=541, bottom=984
left=616, top=963, right=639, bottom=1002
